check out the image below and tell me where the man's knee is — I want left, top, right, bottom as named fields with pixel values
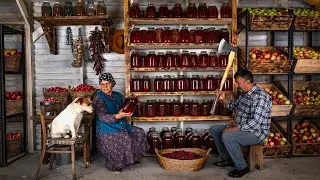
left=221, top=132, right=235, bottom=143
left=209, top=124, right=225, bottom=134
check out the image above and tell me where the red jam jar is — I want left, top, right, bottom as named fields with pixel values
left=175, top=132, right=187, bottom=148
left=219, top=52, right=228, bottom=68
left=180, top=51, right=191, bottom=67
left=172, top=100, right=181, bottom=116
left=157, top=100, right=168, bottom=116
left=187, top=3, right=197, bottom=18
left=172, top=3, right=183, bottom=18
left=182, top=100, right=191, bottom=115
left=121, top=96, right=139, bottom=113
left=165, top=51, right=174, bottom=67
left=154, top=76, right=164, bottom=92
left=161, top=127, right=170, bottom=139
left=172, top=52, right=180, bottom=67
left=130, top=28, right=141, bottom=43
left=190, top=52, right=198, bottom=67
left=142, top=76, right=151, bottom=92
left=199, top=75, right=205, bottom=91
left=149, top=132, right=162, bottom=154
left=156, top=28, right=163, bottom=43
left=190, top=75, right=200, bottom=91
left=157, top=52, right=166, bottom=67
left=204, top=75, right=216, bottom=91
left=209, top=52, right=219, bottom=68
left=129, top=3, right=140, bottom=18
left=189, top=132, right=202, bottom=148
left=140, top=30, right=147, bottom=43
left=221, top=28, right=230, bottom=42
left=168, top=76, right=176, bottom=92
left=208, top=6, right=218, bottom=18
left=162, top=132, right=174, bottom=149
left=198, top=51, right=209, bottom=67
left=140, top=52, right=147, bottom=67
left=147, top=127, right=156, bottom=142
left=195, top=27, right=205, bottom=43
left=158, top=4, right=169, bottom=18
left=206, top=28, right=218, bottom=43
left=190, top=100, right=200, bottom=116
left=130, top=76, right=142, bottom=92
left=171, top=28, right=180, bottom=43
left=180, top=27, right=190, bottom=43
left=145, top=51, right=158, bottom=67
left=189, top=29, right=195, bottom=43
left=221, top=3, right=231, bottom=18
left=176, top=75, right=186, bottom=91
left=162, top=27, right=171, bottom=43
left=146, top=3, right=156, bottom=18
left=215, top=75, right=222, bottom=89
left=198, top=3, right=208, bottom=18
left=145, top=100, right=156, bottom=117
left=131, top=51, right=141, bottom=68
left=133, top=102, right=144, bottom=117
left=200, top=100, right=211, bottom=116
left=224, top=77, right=233, bottom=91
left=147, top=27, right=156, bottom=43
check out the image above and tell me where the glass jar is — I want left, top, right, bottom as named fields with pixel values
left=201, top=100, right=211, bottom=116
left=195, top=27, right=205, bottom=43
left=130, top=28, right=141, bottom=43
left=180, top=51, right=191, bottom=67
left=157, top=100, right=167, bottom=116
left=75, top=0, right=85, bottom=16
left=165, top=51, right=173, bottom=67
left=173, top=128, right=182, bottom=139
left=146, top=3, right=156, bottom=18
left=131, top=51, right=141, bottom=68
left=190, top=100, right=200, bottom=116
left=190, top=75, right=200, bottom=91
left=204, top=75, right=216, bottom=91
left=140, top=52, right=146, bottom=67
left=171, top=28, right=180, bottom=43
left=96, top=0, right=107, bottom=15
left=158, top=4, right=169, bottom=18
left=221, top=103, right=232, bottom=116
left=175, top=132, right=187, bottom=148
left=157, top=52, right=166, bottom=67
left=223, top=77, right=233, bottom=91
left=219, top=52, right=228, bottom=68
left=53, top=2, right=64, bottom=16
left=142, top=76, right=151, bottom=92
left=149, top=132, right=162, bottom=154
left=185, top=127, right=193, bottom=136
left=169, top=76, right=176, bottom=92
left=203, top=132, right=216, bottom=153
left=163, top=75, right=170, bottom=92
left=172, top=3, right=183, bottom=18
left=161, top=127, right=170, bottom=139
left=198, top=51, right=209, bottom=67
left=172, top=52, right=180, bottom=67
left=172, top=100, right=181, bottom=116
left=162, top=27, right=171, bottom=43
left=129, top=3, right=140, bottom=18
left=41, top=1, right=52, bottom=17
left=176, top=75, right=188, bottom=91
left=221, top=28, right=230, bottom=42
left=209, top=52, right=219, bottom=68
left=140, top=30, right=147, bottom=43
left=221, top=3, right=231, bottom=18
left=207, top=28, right=218, bottom=43
left=180, top=27, right=190, bottom=43
left=162, top=132, right=174, bottom=149
left=189, top=29, right=195, bottom=43
left=147, top=27, right=156, bottom=43
left=154, top=76, right=164, bottom=92
left=171, top=127, right=177, bottom=134
left=208, top=6, right=218, bottom=18
left=145, top=100, right=156, bottom=117
left=189, top=132, right=202, bottom=148
left=156, top=28, right=163, bottom=43
left=86, top=0, right=95, bottom=16
left=199, top=75, right=205, bottom=91
left=145, top=51, right=158, bottom=67
left=133, top=102, right=144, bottom=117
left=187, top=3, right=197, bottom=18
left=64, top=1, right=73, bottom=16
left=147, top=127, right=156, bottom=142
left=198, top=3, right=208, bottom=18
left=190, top=52, right=198, bottom=67
left=121, top=96, right=139, bottom=113
left=130, top=76, right=142, bottom=92
left=182, top=100, right=191, bottom=115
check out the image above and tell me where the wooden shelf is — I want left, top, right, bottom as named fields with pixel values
left=129, top=18, right=232, bottom=25
left=131, top=116, right=233, bottom=122
left=131, top=91, right=232, bottom=96
left=129, top=43, right=219, bottom=49
left=130, top=67, right=229, bottom=72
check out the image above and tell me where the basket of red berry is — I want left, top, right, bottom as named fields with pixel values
left=155, top=148, right=211, bottom=172
left=69, top=84, right=97, bottom=101
left=43, top=86, right=69, bottom=109
left=6, top=132, right=23, bottom=157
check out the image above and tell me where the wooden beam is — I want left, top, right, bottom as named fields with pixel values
left=16, top=0, right=32, bottom=26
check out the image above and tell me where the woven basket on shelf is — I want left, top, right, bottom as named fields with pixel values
left=155, top=148, right=211, bottom=172
left=5, top=55, right=21, bottom=72
left=6, top=99, right=23, bottom=116
left=43, top=89, right=69, bottom=109
left=7, top=137, right=22, bottom=157
left=69, top=90, right=97, bottom=101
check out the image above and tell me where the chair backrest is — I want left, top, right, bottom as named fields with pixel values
left=39, top=102, right=61, bottom=141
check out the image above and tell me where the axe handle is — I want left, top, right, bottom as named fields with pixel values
left=211, top=51, right=236, bottom=115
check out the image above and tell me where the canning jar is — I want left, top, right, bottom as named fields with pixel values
left=133, top=102, right=144, bottom=117
left=182, top=100, right=191, bottom=115
left=176, top=75, right=188, bottom=91
left=180, top=27, right=190, bottom=43
left=190, top=100, right=200, bottom=116
left=75, top=0, right=85, bottom=16
left=156, top=28, right=163, bottom=43
left=130, top=76, right=142, bottom=92
left=140, top=52, right=146, bottom=67
left=161, top=127, right=170, bottom=139
left=221, top=28, right=230, bottom=42
left=198, top=3, right=208, bottom=18
left=165, top=51, right=173, bottom=67
left=209, top=52, right=219, bottom=68
left=195, top=27, right=205, bottom=43
left=162, top=27, right=171, bottom=43
left=171, top=127, right=178, bottom=134
left=208, top=6, right=218, bottom=18
left=142, top=76, right=151, bottom=92
left=121, top=96, right=139, bottom=113
left=206, top=27, right=218, bottom=43
left=171, top=28, right=180, bottom=43
left=185, top=127, right=193, bottom=136
left=190, top=75, right=200, bottom=91
left=198, top=51, right=209, bottom=67
left=172, top=3, right=183, bottom=18
left=145, top=100, right=156, bottom=117
left=154, top=76, right=164, bottom=92
left=140, top=30, right=147, bottom=43
left=53, top=2, right=63, bottom=16
left=149, top=132, right=162, bottom=154
left=158, top=4, right=169, bottom=18
left=189, top=132, right=202, bottom=148
left=172, top=100, right=181, bottom=116
left=187, top=3, right=197, bottom=18
left=145, top=51, right=157, bottom=67
left=129, top=3, right=140, bottom=18
left=204, top=75, right=216, bottom=91
left=86, top=0, right=95, bottom=16
left=41, top=1, right=52, bottom=16
left=163, top=75, right=171, bottom=92
left=180, top=51, right=191, bottom=67
left=157, top=52, right=166, bottom=67
left=147, top=127, right=156, bottom=143
left=96, top=0, right=107, bottom=15
left=147, top=27, right=156, bottom=43
left=224, top=77, right=233, bottom=91
left=168, top=76, right=176, bottom=92
left=199, top=75, right=205, bottom=91
left=200, top=100, right=211, bottom=116
left=157, top=100, right=167, bottom=116
left=162, top=132, right=174, bottom=149
left=219, top=52, right=228, bottom=68
left=146, top=3, right=156, bottom=18
left=175, top=132, right=187, bottom=148
left=131, top=51, right=141, bottom=68
left=221, top=3, right=231, bottom=18
left=189, top=29, right=195, bottom=43
left=172, top=52, right=180, bottom=67
left=190, top=52, right=198, bottom=67
left=130, top=28, right=141, bottom=43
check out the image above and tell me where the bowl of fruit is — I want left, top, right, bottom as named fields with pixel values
left=155, top=148, right=211, bottom=172
left=69, top=84, right=97, bottom=101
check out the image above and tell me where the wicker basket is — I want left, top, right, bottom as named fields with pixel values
left=43, top=89, right=69, bottom=109
left=69, top=90, right=97, bottom=101
left=7, top=137, right=22, bottom=157
left=6, top=99, right=23, bottom=116
left=155, top=148, right=211, bottom=172
left=5, top=55, right=21, bottom=72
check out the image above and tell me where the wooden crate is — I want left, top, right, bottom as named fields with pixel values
left=293, top=47, right=320, bottom=74
left=250, top=13, right=293, bottom=30
left=6, top=99, right=23, bottom=116
left=238, top=46, right=293, bottom=74
left=294, top=16, right=320, bottom=30
left=256, top=83, right=293, bottom=117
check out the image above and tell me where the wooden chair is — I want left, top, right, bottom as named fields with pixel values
left=35, top=103, right=90, bottom=180
left=248, top=145, right=263, bottom=171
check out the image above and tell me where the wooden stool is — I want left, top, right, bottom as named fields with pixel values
left=248, top=145, right=263, bottom=171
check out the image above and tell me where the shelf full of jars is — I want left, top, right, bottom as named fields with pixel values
left=124, top=0, right=238, bottom=122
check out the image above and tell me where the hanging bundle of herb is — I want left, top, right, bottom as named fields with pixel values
left=72, top=28, right=84, bottom=67
left=89, top=27, right=106, bottom=75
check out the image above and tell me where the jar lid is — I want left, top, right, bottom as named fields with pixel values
left=148, top=3, right=154, bottom=6
left=173, top=52, right=179, bottom=54
left=143, top=76, right=149, bottom=78
left=189, top=3, right=196, bottom=6
left=148, top=27, right=155, bottom=30
left=166, top=51, right=173, bottom=53
left=199, top=3, right=207, bottom=6
left=175, top=3, right=181, bottom=6
left=172, top=28, right=179, bottom=31
left=54, top=2, right=61, bottom=4
left=163, top=127, right=169, bottom=131
left=149, top=51, right=155, bottom=54
left=141, top=52, right=146, bottom=55
left=196, top=27, right=203, bottom=30
left=201, top=51, right=208, bottom=54
left=177, top=128, right=182, bottom=132
left=182, top=50, right=189, bottom=53
left=171, top=127, right=177, bottom=130
left=158, top=52, right=165, bottom=55
left=209, top=27, right=216, bottom=30
left=133, top=51, right=139, bottom=54
left=210, top=52, right=217, bottom=55
left=149, top=127, right=156, bottom=131
left=160, top=4, right=167, bottom=6
left=164, top=132, right=173, bottom=137
left=181, top=27, right=189, bottom=30
left=190, top=52, right=197, bottom=54
left=164, top=27, right=171, bottom=30
left=186, top=127, right=193, bottom=130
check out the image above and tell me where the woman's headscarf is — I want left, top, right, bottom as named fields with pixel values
left=99, top=73, right=116, bottom=87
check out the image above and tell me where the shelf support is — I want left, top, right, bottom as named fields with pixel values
left=101, top=19, right=111, bottom=53
left=40, top=22, right=57, bottom=55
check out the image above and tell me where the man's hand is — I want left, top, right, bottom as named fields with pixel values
left=115, top=110, right=133, bottom=119
left=216, top=90, right=229, bottom=104
left=223, top=126, right=240, bottom=133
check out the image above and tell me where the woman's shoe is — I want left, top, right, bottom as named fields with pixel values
left=228, top=167, right=249, bottom=178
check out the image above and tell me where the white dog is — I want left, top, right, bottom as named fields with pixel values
left=49, top=96, right=93, bottom=139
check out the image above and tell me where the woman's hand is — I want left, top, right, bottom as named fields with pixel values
left=115, top=110, right=133, bottom=119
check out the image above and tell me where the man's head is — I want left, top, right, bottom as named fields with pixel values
left=234, top=69, right=254, bottom=93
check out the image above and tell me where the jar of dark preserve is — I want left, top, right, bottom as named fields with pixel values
left=145, top=51, right=158, bottom=67
left=190, top=75, right=200, bottom=91
left=157, top=52, right=166, bottom=67
left=189, top=29, right=195, bottom=43
left=157, top=100, right=167, bottom=116
left=221, top=28, right=230, bottom=42
left=173, top=128, right=182, bottom=139
left=180, top=27, right=190, bottom=43
left=209, top=52, right=219, bottom=68
left=190, top=100, right=200, bottom=116
left=215, top=75, right=222, bottom=89
left=140, top=52, right=146, bottom=67
left=185, top=127, right=193, bottom=137
left=169, top=76, right=176, bottom=92
left=171, top=28, right=180, bottom=43
left=142, top=76, right=151, bottom=92
left=172, top=3, right=183, bottom=18
left=182, top=101, right=191, bottom=115
left=198, top=51, right=209, bottom=67
left=133, top=102, right=144, bottom=117
left=172, top=52, right=180, bottom=67
left=147, top=127, right=156, bottom=142
left=172, top=100, right=181, bottom=116
left=165, top=51, right=174, bottom=67
left=147, top=27, right=156, bottom=43
left=200, top=100, right=211, bottom=116
left=162, top=27, right=171, bottom=43
left=53, top=2, right=64, bottom=16
left=199, top=75, right=205, bottom=91
left=75, top=0, right=85, bottom=16
left=41, top=1, right=52, bottom=16
left=156, top=28, right=163, bottom=43
left=189, top=132, right=202, bottom=148
left=140, top=30, right=147, bottom=43
left=190, top=52, right=198, bottom=67
left=180, top=51, right=191, bottom=67
left=130, top=28, right=141, bottom=43
left=161, top=127, right=170, bottom=139
left=221, top=3, right=231, bottom=18
left=149, top=132, right=162, bottom=154
left=207, top=28, right=218, bottom=43
left=131, top=51, right=141, bottom=68
left=130, top=76, right=142, bottom=92
left=175, top=132, right=188, bottom=148
left=129, top=3, right=140, bottom=18
left=187, top=3, right=197, bottom=18
left=198, top=3, right=208, bottom=18
left=146, top=3, right=156, bottom=18
left=219, top=52, right=228, bottom=68
left=162, top=75, right=170, bottom=92
left=154, top=76, right=164, bottom=92
left=195, top=27, right=205, bottom=43
left=158, top=4, right=169, bottom=18
left=162, top=132, right=174, bottom=149
left=204, top=75, right=216, bottom=91
left=208, top=6, right=218, bottom=18
left=145, top=100, right=156, bottom=117
left=176, top=75, right=185, bottom=91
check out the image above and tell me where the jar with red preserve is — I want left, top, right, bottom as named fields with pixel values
left=221, top=103, right=232, bottom=116
left=154, top=76, right=164, bottom=92
left=165, top=51, right=174, bottom=67
left=158, top=4, right=169, bottom=18
left=129, top=3, right=140, bottom=18
left=145, top=51, right=158, bottom=67
left=146, top=3, right=156, bottom=18
left=176, top=75, right=186, bottom=91
left=198, top=3, right=208, bottom=18
left=157, top=100, right=167, bottom=116
left=206, top=28, right=218, bottom=43
left=199, top=51, right=209, bottom=67
left=223, top=77, right=233, bottom=91
left=185, top=127, right=193, bottom=137
left=172, top=100, right=181, bottom=116
left=131, top=51, right=141, bottom=68
left=190, top=52, right=198, bottom=67
left=180, top=51, right=191, bottom=67
left=182, top=100, right=191, bottom=115
left=200, top=100, right=211, bottom=116
left=157, top=52, right=166, bottom=67
left=208, top=6, right=218, bottom=18
left=219, top=52, right=228, bottom=68
left=221, top=28, right=229, bottom=42
left=147, top=127, right=156, bottom=142
left=187, top=3, right=197, bottom=18
left=202, top=129, right=215, bottom=152
left=140, top=30, right=147, bottom=43
left=121, top=96, right=139, bottom=113
left=130, top=28, right=141, bottom=43
left=142, top=76, right=151, bottom=92
left=190, top=75, right=200, bottom=91
left=204, top=75, right=216, bottom=91
left=147, top=27, right=156, bottom=43
left=172, top=52, right=180, bottom=67
left=149, top=132, right=162, bottom=154
left=180, top=27, right=190, bottom=43
left=171, top=28, right=180, bottom=43
left=175, top=132, right=187, bottom=148
left=190, top=100, right=200, bottom=116
left=140, top=52, right=146, bottom=67
left=172, top=3, right=183, bottom=18
left=162, top=27, right=171, bottom=43
left=209, top=52, right=219, bottom=68
left=189, top=29, right=195, bottom=43
left=145, top=100, right=156, bottom=117
left=156, top=28, right=163, bottom=43
left=215, top=75, right=222, bottom=89
left=161, top=127, right=170, bottom=139
left=221, top=3, right=231, bottom=18
left=195, top=27, right=205, bottom=43
left=133, top=102, right=144, bottom=117
left=162, top=132, right=174, bottom=149
left=130, top=76, right=142, bottom=92
left=169, top=76, right=176, bottom=92
left=189, top=132, right=202, bottom=148
left=162, top=75, right=170, bottom=92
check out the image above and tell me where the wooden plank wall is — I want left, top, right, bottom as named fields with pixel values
left=0, top=0, right=23, bottom=24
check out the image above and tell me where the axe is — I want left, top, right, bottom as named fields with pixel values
left=210, top=39, right=238, bottom=115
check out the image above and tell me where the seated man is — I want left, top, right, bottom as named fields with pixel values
left=210, top=69, right=272, bottom=178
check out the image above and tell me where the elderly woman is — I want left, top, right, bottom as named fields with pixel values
left=93, top=73, right=148, bottom=172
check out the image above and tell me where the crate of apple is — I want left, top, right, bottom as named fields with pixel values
left=294, top=9, right=320, bottom=30
left=293, top=87, right=320, bottom=105
left=250, top=48, right=288, bottom=62
left=264, top=132, right=288, bottom=147
left=5, top=91, right=23, bottom=100
left=264, top=87, right=290, bottom=105
left=43, top=86, right=69, bottom=109
left=293, top=82, right=320, bottom=116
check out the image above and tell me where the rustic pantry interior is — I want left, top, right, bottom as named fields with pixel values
left=0, top=0, right=320, bottom=179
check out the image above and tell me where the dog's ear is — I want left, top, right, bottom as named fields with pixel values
left=75, top=97, right=83, bottom=105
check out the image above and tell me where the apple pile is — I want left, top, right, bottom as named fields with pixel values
left=162, top=150, right=202, bottom=160
left=250, top=48, right=288, bottom=61
left=6, top=132, right=22, bottom=140
left=264, top=132, right=287, bottom=146
left=244, top=8, right=289, bottom=16
left=44, top=86, right=68, bottom=93
left=71, top=84, right=96, bottom=92
left=42, top=98, right=57, bottom=103
left=293, top=47, right=320, bottom=60
left=294, top=9, right=320, bottom=16
left=264, top=87, right=290, bottom=105
left=293, top=86, right=320, bottom=105
left=5, top=91, right=23, bottom=100
left=4, top=49, right=22, bottom=57
left=292, top=121, right=320, bottom=143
